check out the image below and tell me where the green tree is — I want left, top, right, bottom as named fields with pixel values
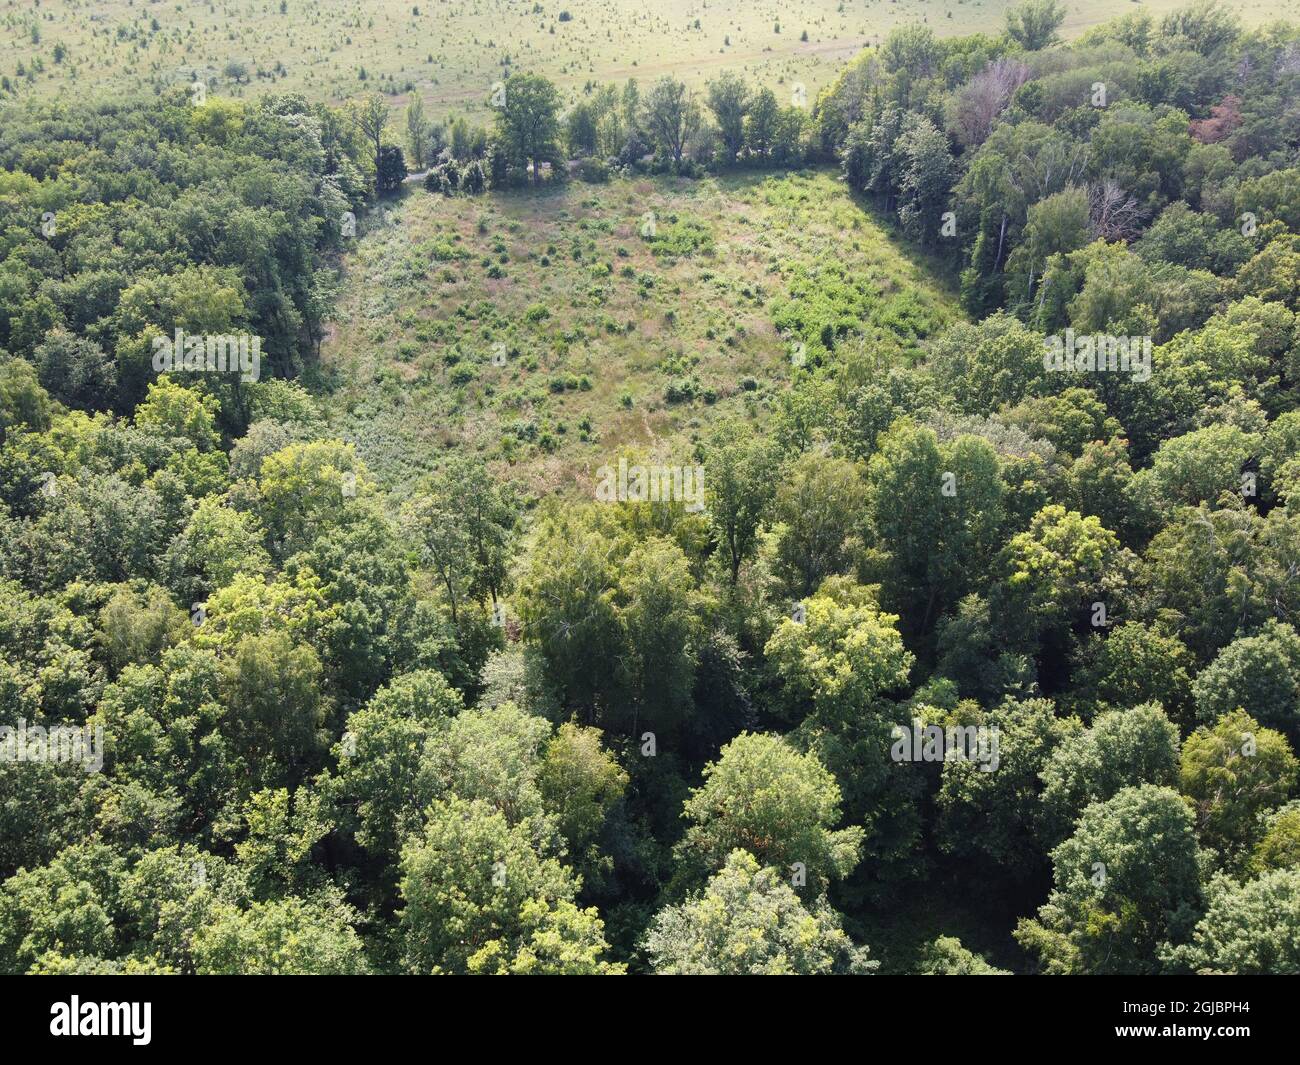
left=1162, top=868, right=1300, bottom=974
left=538, top=723, right=627, bottom=873
left=1179, top=709, right=1298, bottom=862
left=896, top=115, right=958, bottom=246
left=1192, top=622, right=1300, bottom=737
left=1071, top=621, right=1196, bottom=725
left=1005, top=0, right=1066, bottom=51
left=193, top=895, right=369, bottom=975
left=398, top=797, right=618, bottom=974
left=642, top=76, right=701, bottom=168
left=1250, top=804, right=1300, bottom=875
left=938, top=697, right=1078, bottom=878
left=996, top=504, right=1130, bottom=646
left=918, top=936, right=1010, bottom=975
left=645, top=850, right=876, bottom=974
left=701, top=419, right=779, bottom=585
left=1016, top=785, right=1203, bottom=974
left=329, top=671, right=461, bottom=865
left=772, top=451, right=866, bottom=596
left=0, top=357, right=51, bottom=442
left=515, top=510, right=625, bottom=720
left=867, top=421, right=1005, bottom=634
left=495, top=73, right=563, bottom=186
left=1040, top=704, right=1181, bottom=845
left=376, top=144, right=407, bottom=193
left=405, top=95, right=431, bottom=169
left=745, top=87, right=779, bottom=160
left=32, top=329, right=117, bottom=412
left=766, top=587, right=913, bottom=728
left=615, top=537, right=705, bottom=736
left=353, top=93, right=390, bottom=195
left=675, top=732, right=863, bottom=891
left=706, top=71, right=750, bottom=165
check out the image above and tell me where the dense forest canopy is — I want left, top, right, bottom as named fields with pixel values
left=1, top=0, right=1299, bottom=975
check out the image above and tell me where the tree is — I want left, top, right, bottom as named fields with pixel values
left=421, top=700, right=551, bottom=825
left=615, top=537, right=705, bottom=736
left=764, top=580, right=921, bottom=880
left=938, top=698, right=1077, bottom=878
left=1039, top=704, right=1181, bottom=845
left=996, top=504, right=1130, bottom=647
left=1162, top=868, right=1300, bottom=974
left=642, top=77, right=701, bottom=168
left=1004, top=187, right=1091, bottom=304
left=1071, top=622, right=1196, bottom=725
left=918, top=936, right=1011, bottom=975
left=193, top=895, right=369, bottom=975
left=407, top=457, right=519, bottom=620
left=1192, top=622, right=1300, bottom=737
left=376, top=144, right=407, bottom=193
left=0, top=843, right=124, bottom=973
left=745, top=87, right=779, bottom=160
left=771, top=105, right=806, bottom=167
left=515, top=510, right=625, bottom=720
left=645, top=850, right=876, bottom=974
left=32, top=329, right=117, bottom=412
left=398, top=797, right=619, bottom=974
left=256, top=440, right=371, bottom=557
left=405, top=95, right=431, bottom=169
left=701, top=419, right=779, bottom=585
left=766, top=587, right=913, bottom=728
left=675, top=732, right=863, bottom=891
left=867, top=421, right=1005, bottom=635
left=468, top=897, right=626, bottom=974
left=896, top=115, right=957, bottom=246
left=354, top=93, right=389, bottom=195
left=1016, top=785, right=1203, bottom=974
left=564, top=99, right=599, bottom=157
left=1179, top=709, right=1298, bottom=862
left=1005, top=0, right=1066, bottom=51
left=494, top=73, right=562, bottom=186
left=706, top=71, right=750, bottom=165
left=329, top=671, right=461, bottom=865
left=772, top=451, right=867, bottom=596
left=134, top=378, right=222, bottom=451
left=218, top=631, right=327, bottom=789
left=949, top=58, right=1031, bottom=148
left=1130, top=424, right=1262, bottom=515
left=924, top=312, right=1047, bottom=415
left=537, top=723, right=627, bottom=872
left=1159, top=0, right=1241, bottom=56
left=1250, top=804, right=1300, bottom=875
left=0, top=357, right=51, bottom=442
left=1141, top=503, right=1300, bottom=661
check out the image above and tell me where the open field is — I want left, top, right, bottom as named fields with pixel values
left=3, top=0, right=1293, bottom=122
left=316, top=167, right=958, bottom=496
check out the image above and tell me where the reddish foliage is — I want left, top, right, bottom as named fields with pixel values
left=1190, top=95, right=1243, bottom=144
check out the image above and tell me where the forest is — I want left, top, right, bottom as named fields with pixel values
left=0, top=0, right=1299, bottom=975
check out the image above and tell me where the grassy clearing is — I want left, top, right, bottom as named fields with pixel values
left=315, top=167, right=958, bottom=496
left=5, top=0, right=1289, bottom=119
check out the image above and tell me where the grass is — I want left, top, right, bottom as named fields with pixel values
left=314, top=167, right=959, bottom=496
left=4, top=0, right=1290, bottom=123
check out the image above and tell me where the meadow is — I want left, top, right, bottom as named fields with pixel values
left=317, top=168, right=958, bottom=497
left=4, top=0, right=1292, bottom=124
